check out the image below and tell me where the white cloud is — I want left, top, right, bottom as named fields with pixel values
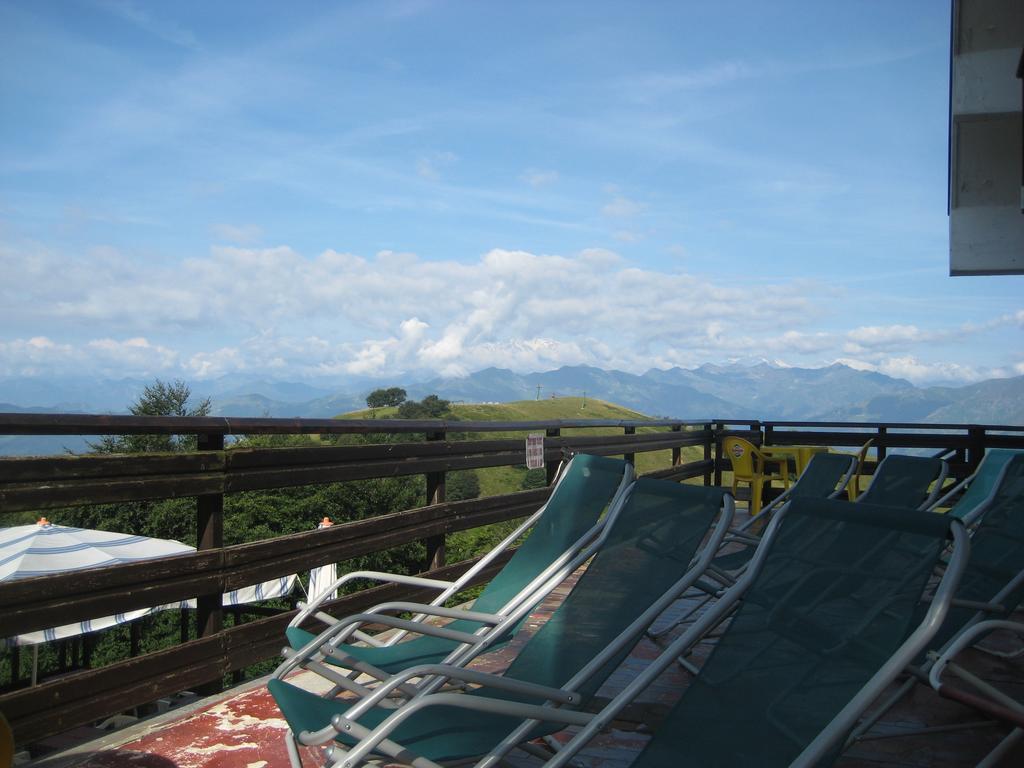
left=186, top=347, right=246, bottom=379
left=96, top=0, right=200, bottom=49
left=613, top=61, right=756, bottom=106
left=845, top=324, right=927, bottom=351
left=211, top=223, right=263, bottom=244
left=2, top=241, right=1021, bottom=385
left=832, top=355, right=1020, bottom=385
left=601, top=194, right=644, bottom=218
left=0, top=336, right=177, bottom=378
left=416, top=151, right=457, bottom=180
left=520, top=168, right=560, bottom=187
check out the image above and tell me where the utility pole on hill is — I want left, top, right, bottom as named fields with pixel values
left=535, top=384, right=542, bottom=400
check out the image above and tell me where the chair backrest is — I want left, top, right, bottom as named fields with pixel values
left=857, top=454, right=946, bottom=509
left=927, top=452, right=1024, bottom=652
left=502, top=479, right=727, bottom=700
left=723, top=437, right=758, bottom=480
left=634, top=497, right=955, bottom=768
left=947, top=448, right=1024, bottom=522
left=471, top=453, right=628, bottom=615
left=790, top=452, right=857, bottom=500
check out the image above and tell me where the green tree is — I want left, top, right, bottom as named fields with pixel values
left=521, top=468, right=548, bottom=490
left=446, top=470, right=481, bottom=502
left=92, top=379, right=212, bottom=454
left=366, top=387, right=407, bottom=410
left=397, top=394, right=451, bottom=419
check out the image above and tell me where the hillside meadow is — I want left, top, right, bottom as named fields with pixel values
left=341, top=396, right=706, bottom=497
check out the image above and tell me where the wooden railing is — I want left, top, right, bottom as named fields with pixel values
left=1, top=413, right=1023, bottom=745
left=0, top=413, right=710, bottom=744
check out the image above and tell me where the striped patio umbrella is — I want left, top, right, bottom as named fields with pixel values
left=307, top=516, right=338, bottom=603
left=1, top=518, right=295, bottom=683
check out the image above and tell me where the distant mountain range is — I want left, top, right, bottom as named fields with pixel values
left=1, top=363, right=1022, bottom=456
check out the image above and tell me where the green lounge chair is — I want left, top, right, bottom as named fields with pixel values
left=269, top=478, right=734, bottom=768
left=710, top=451, right=857, bottom=572
left=544, top=496, right=969, bottom=768
left=928, top=448, right=1024, bottom=524
left=281, top=453, right=632, bottom=694
left=848, top=452, right=1024, bottom=758
left=649, top=451, right=856, bottom=641
left=926, top=453, right=1024, bottom=652
left=854, top=453, right=948, bottom=509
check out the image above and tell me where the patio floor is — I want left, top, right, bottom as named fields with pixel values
left=25, top=545, right=1024, bottom=768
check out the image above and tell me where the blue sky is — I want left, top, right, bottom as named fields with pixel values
left=1, top=0, right=1021, bottom=389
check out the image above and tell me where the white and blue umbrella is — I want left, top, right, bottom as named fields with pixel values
left=307, top=516, right=338, bottom=603
left=1, top=519, right=296, bottom=683
left=0, top=518, right=195, bottom=582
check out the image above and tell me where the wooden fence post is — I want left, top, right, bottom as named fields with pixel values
left=424, top=430, right=446, bottom=571
left=671, top=424, right=682, bottom=467
left=703, top=423, right=713, bottom=486
left=967, top=426, right=985, bottom=475
left=624, top=426, right=636, bottom=466
left=195, top=431, right=224, bottom=694
left=545, top=428, right=561, bottom=485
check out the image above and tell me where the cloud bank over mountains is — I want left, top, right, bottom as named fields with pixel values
left=2, top=244, right=1022, bottom=387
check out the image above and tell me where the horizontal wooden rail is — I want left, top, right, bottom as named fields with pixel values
left=0, top=413, right=704, bottom=436
left=0, top=430, right=706, bottom=513
left=0, top=488, right=550, bottom=637
left=729, top=418, right=1024, bottom=432
left=640, top=458, right=713, bottom=482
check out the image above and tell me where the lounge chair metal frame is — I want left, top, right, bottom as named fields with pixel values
left=845, top=451, right=1024, bottom=761
left=648, top=451, right=857, bottom=642
left=543, top=500, right=970, bottom=768
left=280, top=454, right=634, bottom=693
left=274, top=462, right=637, bottom=698
left=927, top=617, right=1024, bottom=766
left=273, top=481, right=737, bottom=768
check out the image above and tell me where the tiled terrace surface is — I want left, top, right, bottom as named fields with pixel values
left=28, top=543, right=1024, bottom=768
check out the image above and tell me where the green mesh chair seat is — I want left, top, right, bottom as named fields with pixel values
left=786, top=452, right=858, bottom=499
left=918, top=453, right=1024, bottom=657
left=712, top=452, right=856, bottom=573
left=286, top=453, right=628, bottom=674
left=945, top=448, right=1024, bottom=521
left=270, top=479, right=728, bottom=762
left=633, top=497, right=954, bottom=768
left=856, top=454, right=945, bottom=509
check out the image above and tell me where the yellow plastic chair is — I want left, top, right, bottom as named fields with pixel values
left=846, top=439, right=875, bottom=501
left=723, top=436, right=790, bottom=515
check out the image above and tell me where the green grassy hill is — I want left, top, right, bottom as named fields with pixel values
left=341, top=396, right=704, bottom=497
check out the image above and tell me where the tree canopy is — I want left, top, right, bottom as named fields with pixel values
left=366, top=387, right=407, bottom=409
left=92, top=379, right=212, bottom=454
left=397, top=394, right=451, bottom=419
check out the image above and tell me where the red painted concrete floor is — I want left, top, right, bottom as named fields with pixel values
left=29, top=550, right=1024, bottom=768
